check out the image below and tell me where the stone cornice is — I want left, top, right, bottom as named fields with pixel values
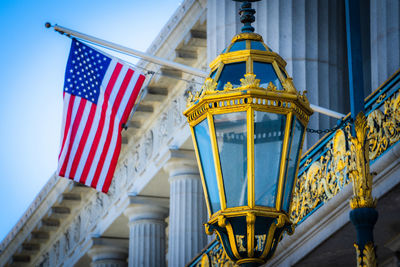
left=138, top=0, right=206, bottom=69
left=0, top=175, right=74, bottom=264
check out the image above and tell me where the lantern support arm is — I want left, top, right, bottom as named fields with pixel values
left=309, top=104, right=345, bottom=119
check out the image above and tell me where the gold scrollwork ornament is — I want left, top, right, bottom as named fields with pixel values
left=349, top=112, right=377, bottom=209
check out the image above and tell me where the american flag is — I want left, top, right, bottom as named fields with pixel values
left=57, top=39, right=145, bottom=193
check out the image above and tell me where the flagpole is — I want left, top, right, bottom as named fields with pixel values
left=45, top=22, right=209, bottom=78
left=46, top=23, right=345, bottom=120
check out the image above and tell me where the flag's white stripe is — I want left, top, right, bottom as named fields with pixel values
left=75, top=93, right=105, bottom=183
left=96, top=121, right=120, bottom=191
left=107, top=65, right=129, bottom=107
left=85, top=65, right=129, bottom=187
left=64, top=101, right=93, bottom=178
left=74, top=60, right=118, bottom=183
left=96, top=70, right=140, bottom=190
left=100, top=59, right=118, bottom=95
left=57, top=96, right=82, bottom=174
left=117, top=70, right=140, bottom=119
left=59, top=93, right=71, bottom=148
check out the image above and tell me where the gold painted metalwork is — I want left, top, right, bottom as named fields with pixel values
left=367, top=92, right=400, bottom=161
left=349, top=112, right=377, bottom=209
left=290, top=85, right=400, bottom=222
left=189, top=67, right=400, bottom=266
left=201, top=78, right=219, bottom=96
left=354, top=242, right=377, bottom=267
left=193, top=242, right=239, bottom=267
left=290, top=127, right=351, bottom=224
left=184, top=30, right=312, bottom=265
left=240, top=73, right=260, bottom=88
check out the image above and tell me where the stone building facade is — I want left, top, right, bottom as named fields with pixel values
left=1, top=0, right=399, bottom=266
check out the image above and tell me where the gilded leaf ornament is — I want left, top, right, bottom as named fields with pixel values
left=223, top=82, right=234, bottom=91
left=349, top=112, right=376, bottom=209
left=240, top=73, right=260, bottom=89
left=266, top=81, right=277, bottom=91
left=281, top=77, right=297, bottom=94
left=354, top=242, right=377, bottom=267
left=200, top=78, right=218, bottom=96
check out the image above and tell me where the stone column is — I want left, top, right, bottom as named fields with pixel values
left=370, top=0, right=400, bottom=91
left=124, top=197, right=168, bottom=267
left=88, top=237, right=128, bottom=267
left=164, top=149, right=208, bottom=267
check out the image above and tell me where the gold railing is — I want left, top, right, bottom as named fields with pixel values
left=291, top=69, right=400, bottom=224
left=187, top=69, right=400, bottom=267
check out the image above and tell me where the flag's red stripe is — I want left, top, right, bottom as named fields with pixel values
left=79, top=63, right=123, bottom=184
left=102, top=134, right=122, bottom=193
left=91, top=69, right=134, bottom=188
left=59, top=95, right=75, bottom=159
left=121, top=74, right=146, bottom=124
left=102, top=74, right=145, bottom=192
left=68, top=103, right=97, bottom=178
left=59, top=99, right=87, bottom=176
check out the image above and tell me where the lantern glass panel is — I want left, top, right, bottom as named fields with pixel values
left=194, top=119, right=221, bottom=213
left=229, top=40, right=246, bottom=52
left=251, top=41, right=267, bottom=51
left=216, top=62, right=246, bottom=91
left=253, top=62, right=283, bottom=90
left=254, top=111, right=287, bottom=207
left=214, top=112, right=248, bottom=208
left=282, top=118, right=304, bottom=212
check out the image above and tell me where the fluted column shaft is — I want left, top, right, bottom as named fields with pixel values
left=88, top=237, right=128, bottom=267
left=164, top=150, right=208, bottom=267
left=124, top=204, right=168, bottom=267
left=370, top=0, right=400, bottom=91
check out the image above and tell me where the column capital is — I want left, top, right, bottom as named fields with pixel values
left=163, top=149, right=199, bottom=178
left=88, top=237, right=128, bottom=266
left=124, top=196, right=169, bottom=224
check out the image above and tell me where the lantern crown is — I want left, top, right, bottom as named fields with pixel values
left=186, top=32, right=313, bottom=118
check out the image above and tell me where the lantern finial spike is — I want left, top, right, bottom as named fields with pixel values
left=233, top=0, right=261, bottom=33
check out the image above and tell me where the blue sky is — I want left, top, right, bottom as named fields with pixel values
left=0, top=0, right=182, bottom=242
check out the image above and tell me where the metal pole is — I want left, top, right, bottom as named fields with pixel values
left=345, top=1, right=377, bottom=266
left=45, top=23, right=209, bottom=78
left=345, top=0, right=365, bottom=119
left=309, top=104, right=345, bottom=119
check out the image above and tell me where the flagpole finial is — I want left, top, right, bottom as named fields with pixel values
left=45, top=22, right=52, bottom=28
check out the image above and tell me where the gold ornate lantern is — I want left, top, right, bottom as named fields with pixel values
left=183, top=2, right=313, bottom=266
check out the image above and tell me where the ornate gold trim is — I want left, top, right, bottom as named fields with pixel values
left=349, top=112, right=377, bottom=209
left=231, top=32, right=263, bottom=43
left=240, top=73, right=260, bottom=89
left=354, top=242, right=377, bottom=267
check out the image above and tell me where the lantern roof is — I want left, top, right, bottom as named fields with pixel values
left=185, top=32, right=313, bottom=120
left=221, top=32, right=273, bottom=53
